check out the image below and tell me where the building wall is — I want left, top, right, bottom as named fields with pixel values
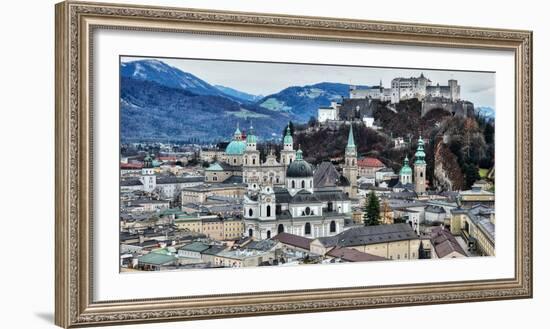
left=223, top=219, right=244, bottom=240
left=181, top=186, right=245, bottom=203
left=205, top=170, right=235, bottom=183
left=202, top=220, right=224, bottom=240
left=200, top=149, right=225, bottom=163
left=174, top=219, right=202, bottom=233
left=318, top=108, right=338, bottom=122
left=349, top=239, right=421, bottom=260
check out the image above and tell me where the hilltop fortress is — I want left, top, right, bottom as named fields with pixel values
left=318, top=73, right=474, bottom=124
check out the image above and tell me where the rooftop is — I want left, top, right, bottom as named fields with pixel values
left=327, top=246, right=387, bottom=262
left=335, top=223, right=418, bottom=247
left=272, top=232, right=313, bottom=250
left=137, top=252, right=177, bottom=266
left=357, top=157, right=385, bottom=168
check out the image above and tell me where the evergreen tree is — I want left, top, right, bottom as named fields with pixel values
left=363, top=191, right=381, bottom=226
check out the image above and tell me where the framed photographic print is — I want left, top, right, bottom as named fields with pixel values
left=55, top=1, right=533, bottom=327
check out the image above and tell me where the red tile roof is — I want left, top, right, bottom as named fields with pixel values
left=158, top=156, right=177, bottom=162
left=357, top=157, right=385, bottom=168
left=120, top=163, right=143, bottom=169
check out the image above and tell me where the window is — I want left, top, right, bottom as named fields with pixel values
left=301, top=180, right=305, bottom=189
left=248, top=208, right=253, bottom=217
left=252, top=159, right=256, bottom=165
left=278, top=224, right=284, bottom=234
left=310, top=180, right=313, bottom=188
left=305, top=207, right=311, bottom=215
left=330, top=221, right=336, bottom=233
left=397, top=254, right=400, bottom=260
left=305, top=222, right=311, bottom=235
left=248, top=229, right=253, bottom=237
left=266, top=205, right=271, bottom=217
left=266, top=230, right=271, bottom=239
left=292, top=180, right=295, bottom=188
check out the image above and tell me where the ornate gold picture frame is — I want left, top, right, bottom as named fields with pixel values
left=55, top=1, right=532, bottom=327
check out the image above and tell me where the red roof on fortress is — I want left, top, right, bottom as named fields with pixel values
left=357, top=157, right=385, bottom=168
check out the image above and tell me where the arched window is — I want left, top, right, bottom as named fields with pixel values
left=420, top=172, right=423, bottom=177
left=301, top=180, right=305, bottom=188
left=233, top=159, right=237, bottom=164
left=266, top=205, right=271, bottom=217
left=248, top=208, right=253, bottom=217
left=310, top=180, right=313, bottom=188
left=278, top=224, right=284, bottom=234
left=305, top=207, right=311, bottom=215
left=330, top=220, right=336, bottom=233
left=248, top=229, right=253, bottom=237
left=304, top=222, right=311, bottom=235
left=252, top=159, right=256, bottom=165
left=266, top=230, right=271, bottom=239
left=292, top=180, right=295, bottom=188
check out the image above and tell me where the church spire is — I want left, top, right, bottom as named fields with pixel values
left=414, top=136, right=426, bottom=164
left=234, top=123, right=242, bottom=140
left=346, top=124, right=356, bottom=152
left=296, top=146, right=303, bottom=161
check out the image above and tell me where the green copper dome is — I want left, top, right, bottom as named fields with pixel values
left=414, top=137, right=426, bottom=165
left=287, top=149, right=314, bottom=178
left=225, top=140, right=246, bottom=155
left=399, top=156, right=412, bottom=175
left=283, top=125, right=293, bottom=145
left=225, top=125, right=246, bottom=155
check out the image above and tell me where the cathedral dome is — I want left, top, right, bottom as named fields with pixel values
left=225, top=140, right=246, bottom=155
left=286, top=149, right=314, bottom=177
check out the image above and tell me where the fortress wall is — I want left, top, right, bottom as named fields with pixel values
left=421, top=101, right=474, bottom=118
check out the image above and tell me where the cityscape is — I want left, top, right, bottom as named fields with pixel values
left=119, top=57, right=495, bottom=272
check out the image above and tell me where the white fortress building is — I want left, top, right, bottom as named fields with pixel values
left=349, top=74, right=460, bottom=104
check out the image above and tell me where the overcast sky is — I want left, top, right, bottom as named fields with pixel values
left=122, top=56, right=495, bottom=108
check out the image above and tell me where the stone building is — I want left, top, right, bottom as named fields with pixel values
left=310, top=223, right=420, bottom=260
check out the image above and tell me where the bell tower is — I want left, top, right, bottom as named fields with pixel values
left=280, top=123, right=296, bottom=167
left=414, top=136, right=427, bottom=194
left=343, top=124, right=358, bottom=198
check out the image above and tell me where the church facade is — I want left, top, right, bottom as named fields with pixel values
left=243, top=126, right=358, bottom=240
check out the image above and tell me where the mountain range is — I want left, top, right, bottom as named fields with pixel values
left=120, top=59, right=366, bottom=142
left=475, top=106, right=495, bottom=120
